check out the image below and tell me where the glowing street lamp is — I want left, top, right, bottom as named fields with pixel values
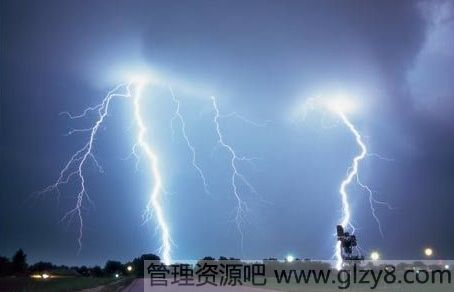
left=370, top=251, right=380, bottom=261
left=286, top=255, right=295, bottom=263
left=127, top=265, right=133, bottom=272
left=424, top=248, right=433, bottom=257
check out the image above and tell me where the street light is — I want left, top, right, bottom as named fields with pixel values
left=370, top=251, right=380, bottom=261
left=424, top=248, right=433, bottom=257
left=286, top=255, right=295, bottom=263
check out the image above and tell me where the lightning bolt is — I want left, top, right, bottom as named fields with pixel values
left=335, top=111, right=364, bottom=270
left=334, top=111, right=391, bottom=270
left=299, top=96, right=392, bottom=268
left=39, top=84, right=129, bottom=252
left=130, top=82, right=172, bottom=265
left=210, top=96, right=257, bottom=249
left=169, top=87, right=209, bottom=195
left=40, top=82, right=172, bottom=264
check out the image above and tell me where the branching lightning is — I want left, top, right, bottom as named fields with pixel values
left=299, top=96, right=391, bottom=269
left=169, top=87, right=209, bottom=195
left=211, top=96, right=257, bottom=247
left=334, top=110, right=392, bottom=270
left=40, top=82, right=172, bottom=264
left=40, top=77, right=263, bottom=263
left=39, top=84, right=130, bottom=252
left=335, top=111, right=366, bottom=270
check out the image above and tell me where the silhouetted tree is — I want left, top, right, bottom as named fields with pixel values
left=104, top=260, right=123, bottom=275
left=195, top=256, right=218, bottom=271
left=12, top=249, right=27, bottom=275
left=90, top=266, right=104, bottom=277
left=132, top=254, right=160, bottom=277
left=0, top=256, right=12, bottom=276
left=29, top=262, right=55, bottom=273
left=77, top=265, right=89, bottom=276
left=70, top=266, right=79, bottom=271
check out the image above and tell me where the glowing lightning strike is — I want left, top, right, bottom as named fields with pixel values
left=299, top=96, right=393, bottom=269
left=211, top=96, right=256, bottom=248
left=40, top=82, right=172, bottom=264
left=169, top=87, right=210, bottom=195
left=130, top=82, right=172, bottom=265
left=333, top=109, right=393, bottom=270
left=335, top=111, right=365, bottom=270
left=39, top=84, right=130, bottom=252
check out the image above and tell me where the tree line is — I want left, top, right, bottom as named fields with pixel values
left=0, top=249, right=161, bottom=278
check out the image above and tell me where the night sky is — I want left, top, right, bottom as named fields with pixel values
left=1, top=0, right=454, bottom=266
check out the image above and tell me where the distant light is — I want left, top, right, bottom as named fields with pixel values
left=445, top=265, right=450, bottom=270
left=115, top=273, right=119, bottom=278
left=41, top=273, right=50, bottom=279
left=370, top=251, right=380, bottom=261
left=127, top=265, right=133, bottom=272
left=286, top=255, right=295, bottom=263
left=424, top=248, right=433, bottom=257
left=30, top=274, right=42, bottom=279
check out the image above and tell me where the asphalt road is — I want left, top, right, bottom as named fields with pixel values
left=122, top=279, right=279, bottom=292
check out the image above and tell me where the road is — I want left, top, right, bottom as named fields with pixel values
left=122, top=279, right=280, bottom=292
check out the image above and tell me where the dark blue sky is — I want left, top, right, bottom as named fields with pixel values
left=1, top=0, right=454, bottom=266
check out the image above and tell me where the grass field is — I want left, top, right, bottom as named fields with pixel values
left=0, top=276, right=134, bottom=292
